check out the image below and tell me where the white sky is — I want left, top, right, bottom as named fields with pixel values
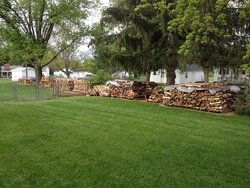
left=85, top=0, right=110, bottom=25
left=80, top=0, right=110, bottom=57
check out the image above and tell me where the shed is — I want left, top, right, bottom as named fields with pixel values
left=11, top=67, right=36, bottom=81
left=150, top=64, right=204, bottom=84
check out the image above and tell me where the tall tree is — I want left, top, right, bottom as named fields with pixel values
left=100, top=0, right=167, bottom=82
left=0, top=0, right=91, bottom=83
left=173, top=0, right=250, bottom=82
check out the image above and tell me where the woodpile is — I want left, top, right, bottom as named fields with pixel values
left=73, top=80, right=90, bottom=93
left=109, top=81, right=147, bottom=99
left=56, top=78, right=74, bottom=91
left=87, top=89, right=99, bottom=96
left=93, top=85, right=110, bottom=97
left=145, top=82, right=159, bottom=97
left=40, top=77, right=56, bottom=88
left=40, top=78, right=91, bottom=94
left=163, top=88, right=236, bottom=113
left=148, top=86, right=165, bottom=103
left=17, top=78, right=34, bottom=85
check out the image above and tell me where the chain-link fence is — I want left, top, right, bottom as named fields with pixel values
left=0, top=79, right=90, bottom=102
left=0, top=81, right=57, bottom=102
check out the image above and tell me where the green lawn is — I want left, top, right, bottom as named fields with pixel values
left=0, top=79, right=53, bottom=101
left=0, top=97, right=249, bottom=187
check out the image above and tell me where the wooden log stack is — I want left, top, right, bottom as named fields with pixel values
left=108, top=81, right=146, bottom=100
left=17, top=78, right=34, bottom=85
left=148, top=86, right=165, bottom=103
left=163, top=88, right=236, bottom=113
left=40, top=77, right=56, bottom=88
left=56, top=78, right=74, bottom=91
left=93, top=85, right=110, bottom=97
left=73, top=80, right=90, bottom=93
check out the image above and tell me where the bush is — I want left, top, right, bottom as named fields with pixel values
left=88, top=70, right=112, bottom=86
left=234, top=83, right=250, bottom=115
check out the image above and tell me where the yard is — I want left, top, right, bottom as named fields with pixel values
left=0, top=96, right=249, bottom=187
left=0, top=79, right=54, bottom=101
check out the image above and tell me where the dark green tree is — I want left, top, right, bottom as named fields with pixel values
left=100, top=0, right=167, bottom=82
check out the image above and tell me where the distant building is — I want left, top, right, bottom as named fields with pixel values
left=42, top=67, right=50, bottom=77
left=0, top=64, right=20, bottom=78
left=150, top=64, right=204, bottom=84
left=11, top=66, right=50, bottom=81
left=213, top=68, right=247, bottom=84
left=11, top=67, right=36, bottom=81
left=112, top=71, right=130, bottom=79
left=54, top=68, right=93, bottom=79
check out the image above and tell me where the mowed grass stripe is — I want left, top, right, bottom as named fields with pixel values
left=0, top=96, right=249, bottom=187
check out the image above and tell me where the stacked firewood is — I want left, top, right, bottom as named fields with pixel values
left=17, top=78, right=34, bottom=85
left=87, top=89, right=99, bottom=96
left=56, top=78, right=74, bottom=91
left=163, top=88, right=236, bottom=113
left=108, top=81, right=147, bottom=100
left=145, top=82, right=159, bottom=97
left=73, top=80, right=90, bottom=93
left=148, top=86, right=165, bottom=103
left=92, top=85, right=110, bottom=97
left=40, top=78, right=74, bottom=91
left=40, top=77, right=56, bottom=88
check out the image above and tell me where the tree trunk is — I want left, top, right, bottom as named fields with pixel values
left=25, top=63, right=28, bottom=79
left=166, top=64, right=176, bottom=85
left=146, top=69, right=151, bottom=82
left=166, top=32, right=178, bottom=86
left=203, top=66, right=209, bottom=83
left=35, top=66, right=43, bottom=85
left=66, top=72, right=70, bottom=78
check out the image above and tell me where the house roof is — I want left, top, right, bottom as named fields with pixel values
left=1, top=65, right=20, bottom=72
left=71, top=68, right=85, bottom=72
left=11, top=67, right=35, bottom=72
left=185, top=64, right=203, bottom=71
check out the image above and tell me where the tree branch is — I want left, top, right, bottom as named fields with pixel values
left=42, top=35, right=81, bottom=67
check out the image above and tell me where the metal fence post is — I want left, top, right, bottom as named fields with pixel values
left=57, top=82, right=61, bottom=97
left=35, top=84, right=40, bottom=98
left=12, top=84, right=17, bottom=101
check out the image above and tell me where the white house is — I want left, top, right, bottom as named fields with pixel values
left=54, top=68, right=93, bottom=79
left=11, top=66, right=50, bottom=81
left=42, top=67, right=50, bottom=77
left=213, top=68, right=247, bottom=83
left=11, top=67, right=36, bottom=81
left=112, top=71, right=131, bottom=79
left=150, top=64, right=204, bottom=84
left=1, top=64, right=20, bottom=78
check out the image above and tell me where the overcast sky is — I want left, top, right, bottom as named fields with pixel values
left=85, top=0, right=110, bottom=26
left=80, top=0, right=110, bottom=56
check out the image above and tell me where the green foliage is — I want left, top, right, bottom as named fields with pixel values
left=171, top=0, right=249, bottom=82
left=242, top=44, right=250, bottom=73
left=234, top=83, right=250, bottom=115
left=100, top=0, right=168, bottom=81
left=82, top=59, right=98, bottom=74
left=0, top=0, right=91, bottom=81
left=88, top=69, right=112, bottom=86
